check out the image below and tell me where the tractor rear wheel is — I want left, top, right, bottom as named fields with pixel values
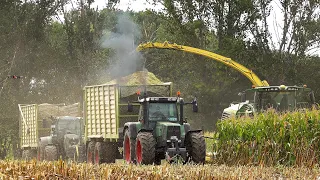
left=22, top=150, right=31, bottom=161
left=186, top=132, right=206, bottom=164
left=94, top=142, right=105, bottom=164
left=44, top=146, right=58, bottom=161
left=123, top=129, right=136, bottom=163
left=87, top=141, right=95, bottom=163
left=136, top=132, right=156, bottom=165
left=22, top=149, right=37, bottom=161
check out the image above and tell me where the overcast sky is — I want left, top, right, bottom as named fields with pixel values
left=65, top=0, right=320, bottom=55
left=88, top=0, right=283, bottom=49
left=90, top=0, right=162, bottom=11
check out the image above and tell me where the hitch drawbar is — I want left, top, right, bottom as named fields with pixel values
left=165, top=136, right=187, bottom=162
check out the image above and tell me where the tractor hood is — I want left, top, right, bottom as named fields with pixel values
left=64, top=133, right=80, bottom=146
left=155, top=121, right=185, bottom=141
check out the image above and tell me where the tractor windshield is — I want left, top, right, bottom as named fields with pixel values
left=254, top=89, right=314, bottom=111
left=57, top=119, right=81, bottom=136
left=148, top=103, right=178, bottom=121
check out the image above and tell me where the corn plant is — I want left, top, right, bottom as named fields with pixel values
left=212, top=108, right=320, bottom=167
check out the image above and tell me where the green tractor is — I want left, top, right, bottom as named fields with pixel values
left=222, top=85, right=317, bottom=120
left=123, top=92, right=206, bottom=165
left=38, top=116, right=85, bottom=161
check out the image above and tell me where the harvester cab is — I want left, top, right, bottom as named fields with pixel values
left=123, top=91, right=205, bottom=165
left=222, top=85, right=316, bottom=120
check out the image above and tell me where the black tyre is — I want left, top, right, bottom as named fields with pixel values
left=38, top=143, right=46, bottom=161
left=78, top=145, right=86, bottom=163
left=186, top=132, right=206, bottom=164
left=94, top=142, right=105, bottom=164
left=22, top=150, right=29, bottom=160
left=136, top=132, right=156, bottom=165
left=37, top=147, right=42, bottom=161
left=22, top=149, right=36, bottom=161
left=87, top=141, right=95, bottom=163
left=123, top=129, right=136, bottom=163
left=105, top=142, right=117, bottom=163
left=44, top=146, right=58, bottom=161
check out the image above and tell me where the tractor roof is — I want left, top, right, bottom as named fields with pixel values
left=138, top=97, right=181, bottom=103
left=247, top=85, right=311, bottom=92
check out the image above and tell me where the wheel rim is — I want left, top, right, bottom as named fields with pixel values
left=124, top=137, right=131, bottom=163
left=95, top=149, right=99, bottom=164
left=136, top=140, right=142, bottom=164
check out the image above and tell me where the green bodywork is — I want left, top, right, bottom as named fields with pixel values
left=222, top=85, right=316, bottom=120
left=155, top=122, right=186, bottom=142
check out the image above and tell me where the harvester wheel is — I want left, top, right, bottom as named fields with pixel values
left=186, top=132, right=206, bottom=164
left=123, top=129, right=136, bottom=163
left=44, top=146, right=58, bottom=161
left=94, top=142, right=105, bottom=164
left=136, top=132, right=156, bottom=165
left=104, top=142, right=117, bottom=163
left=87, top=141, right=95, bottom=163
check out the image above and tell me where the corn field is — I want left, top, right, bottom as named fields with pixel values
left=212, top=108, right=320, bottom=167
left=1, top=159, right=320, bottom=179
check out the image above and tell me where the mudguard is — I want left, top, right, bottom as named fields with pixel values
left=185, top=129, right=202, bottom=137
left=123, top=122, right=142, bottom=139
left=183, top=123, right=191, bottom=134
left=39, top=136, right=53, bottom=147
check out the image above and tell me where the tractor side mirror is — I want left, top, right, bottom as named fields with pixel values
left=192, top=97, right=198, bottom=112
left=238, top=92, right=246, bottom=102
left=127, top=102, right=133, bottom=112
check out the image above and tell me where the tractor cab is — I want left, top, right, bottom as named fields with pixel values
left=135, top=92, right=198, bottom=125
left=51, top=116, right=82, bottom=140
left=137, top=97, right=181, bottom=130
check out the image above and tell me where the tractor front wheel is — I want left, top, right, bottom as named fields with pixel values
left=136, top=132, right=156, bottom=165
left=186, top=132, right=206, bottom=164
left=44, top=146, right=58, bottom=161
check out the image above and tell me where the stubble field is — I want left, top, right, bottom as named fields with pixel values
left=0, top=160, right=320, bottom=180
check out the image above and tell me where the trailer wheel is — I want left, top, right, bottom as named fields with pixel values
left=94, top=142, right=105, bottom=164
left=44, top=146, right=58, bottom=161
left=123, top=129, right=136, bottom=163
left=22, top=149, right=36, bottom=161
left=105, top=142, right=117, bottom=163
left=136, top=132, right=156, bottom=165
left=87, top=141, right=95, bottom=163
left=186, top=132, right=206, bottom=164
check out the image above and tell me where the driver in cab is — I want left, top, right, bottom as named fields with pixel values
left=150, top=104, right=166, bottom=120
